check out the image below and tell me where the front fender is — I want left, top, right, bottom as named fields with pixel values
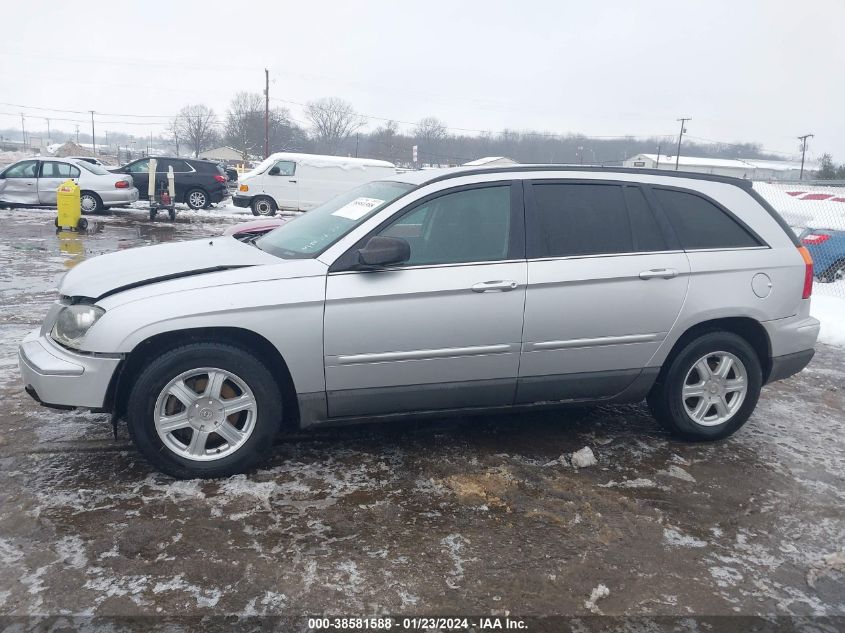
left=82, top=276, right=327, bottom=394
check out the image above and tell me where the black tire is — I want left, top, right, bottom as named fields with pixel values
left=149, top=208, right=157, bottom=221
left=251, top=196, right=277, bottom=217
left=77, top=218, right=88, bottom=231
left=185, top=188, right=209, bottom=210
left=647, top=331, right=762, bottom=441
left=126, top=343, right=283, bottom=478
left=80, top=191, right=102, bottom=214
left=819, top=260, right=845, bottom=284
left=168, top=209, right=176, bottom=222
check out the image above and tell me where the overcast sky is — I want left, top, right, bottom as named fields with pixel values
left=2, top=0, right=842, bottom=159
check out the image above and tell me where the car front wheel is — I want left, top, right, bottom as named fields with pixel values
left=127, top=343, right=282, bottom=478
left=647, top=331, right=762, bottom=441
left=185, top=189, right=209, bottom=210
left=251, top=196, right=277, bottom=216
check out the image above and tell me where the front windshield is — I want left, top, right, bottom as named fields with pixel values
left=75, top=161, right=109, bottom=175
left=256, top=180, right=413, bottom=259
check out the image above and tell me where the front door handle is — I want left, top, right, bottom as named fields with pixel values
left=289, top=179, right=297, bottom=183
left=639, top=268, right=678, bottom=280
left=472, top=280, right=518, bottom=292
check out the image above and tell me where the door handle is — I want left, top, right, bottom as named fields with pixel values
left=472, top=280, right=518, bottom=292
left=289, top=179, right=297, bottom=183
left=639, top=268, right=678, bottom=280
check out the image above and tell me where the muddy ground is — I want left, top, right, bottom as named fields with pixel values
left=0, top=205, right=843, bottom=623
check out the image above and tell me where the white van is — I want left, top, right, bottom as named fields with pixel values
left=233, top=152, right=396, bottom=216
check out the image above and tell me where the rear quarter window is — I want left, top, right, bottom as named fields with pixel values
left=653, top=188, right=762, bottom=250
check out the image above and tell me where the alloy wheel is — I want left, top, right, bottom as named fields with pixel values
left=188, top=191, right=207, bottom=209
left=154, top=367, right=258, bottom=461
left=681, top=351, right=748, bottom=426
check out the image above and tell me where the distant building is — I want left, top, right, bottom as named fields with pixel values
left=623, top=153, right=818, bottom=181
left=463, top=156, right=518, bottom=167
left=198, top=146, right=244, bottom=162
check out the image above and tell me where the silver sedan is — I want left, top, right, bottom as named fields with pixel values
left=0, top=157, right=138, bottom=213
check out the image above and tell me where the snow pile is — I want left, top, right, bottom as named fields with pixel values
left=811, top=295, right=845, bottom=347
left=570, top=446, right=598, bottom=468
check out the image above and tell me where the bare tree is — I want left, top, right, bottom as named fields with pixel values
left=174, top=104, right=218, bottom=158
left=224, top=92, right=264, bottom=159
left=415, top=116, right=448, bottom=165
left=304, top=97, right=364, bottom=154
left=371, top=120, right=403, bottom=163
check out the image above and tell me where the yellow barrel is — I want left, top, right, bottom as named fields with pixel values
left=56, top=179, right=86, bottom=230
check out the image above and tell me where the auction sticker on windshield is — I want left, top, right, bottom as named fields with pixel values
left=331, top=197, right=385, bottom=220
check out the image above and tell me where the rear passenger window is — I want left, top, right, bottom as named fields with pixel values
left=531, top=183, right=631, bottom=257
left=653, top=188, right=761, bottom=249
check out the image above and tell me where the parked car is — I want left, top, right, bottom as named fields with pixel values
left=19, top=166, right=819, bottom=478
left=0, top=157, right=137, bottom=212
left=110, top=156, right=230, bottom=210
left=794, top=225, right=845, bottom=283
left=223, top=217, right=284, bottom=242
left=233, top=152, right=396, bottom=216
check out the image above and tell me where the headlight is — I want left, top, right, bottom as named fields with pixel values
left=51, top=305, right=105, bottom=349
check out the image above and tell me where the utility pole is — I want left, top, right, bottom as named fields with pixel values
left=355, top=133, right=360, bottom=157
left=798, top=133, right=814, bottom=180
left=45, top=118, right=51, bottom=144
left=89, top=110, right=96, bottom=155
left=20, top=113, right=26, bottom=148
left=655, top=145, right=661, bottom=169
left=75, top=125, right=80, bottom=144
left=264, top=68, right=270, bottom=159
left=674, top=118, right=691, bottom=170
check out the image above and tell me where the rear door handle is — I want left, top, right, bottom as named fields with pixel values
left=472, top=280, right=518, bottom=292
left=639, top=268, right=678, bottom=280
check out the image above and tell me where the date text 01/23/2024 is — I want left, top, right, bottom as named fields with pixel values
left=307, top=617, right=528, bottom=630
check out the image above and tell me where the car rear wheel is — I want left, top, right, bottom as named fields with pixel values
left=80, top=191, right=102, bottom=214
left=251, top=196, right=277, bottom=217
left=126, top=343, right=282, bottom=478
left=185, top=188, right=209, bottom=210
left=647, top=331, right=762, bottom=441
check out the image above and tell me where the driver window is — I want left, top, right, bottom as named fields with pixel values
left=378, top=186, right=511, bottom=266
left=127, top=159, right=150, bottom=174
left=272, top=160, right=296, bottom=176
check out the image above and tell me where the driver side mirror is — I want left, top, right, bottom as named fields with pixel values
left=268, top=166, right=280, bottom=176
left=356, top=236, right=411, bottom=268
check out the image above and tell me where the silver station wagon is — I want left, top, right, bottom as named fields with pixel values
left=19, top=166, right=820, bottom=478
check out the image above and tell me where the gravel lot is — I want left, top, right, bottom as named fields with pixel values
left=0, top=205, right=843, bottom=623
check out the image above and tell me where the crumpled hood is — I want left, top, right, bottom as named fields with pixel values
left=60, top=236, right=280, bottom=300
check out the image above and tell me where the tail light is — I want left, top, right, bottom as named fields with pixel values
left=801, top=233, right=830, bottom=245
left=798, top=246, right=814, bottom=299
left=213, top=174, right=226, bottom=183
left=114, top=180, right=130, bottom=189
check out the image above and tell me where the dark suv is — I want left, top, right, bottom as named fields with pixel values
left=110, top=157, right=230, bottom=210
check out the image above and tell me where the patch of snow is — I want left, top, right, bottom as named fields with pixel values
left=657, top=465, right=696, bottom=483
left=570, top=446, right=598, bottom=468
left=441, top=534, right=471, bottom=589
left=584, top=583, right=610, bottom=614
left=807, top=550, right=845, bottom=588
left=810, top=295, right=845, bottom=347
left=599, top=478, right=660, bottom=489
left=664, top=527, right=707, bottom=548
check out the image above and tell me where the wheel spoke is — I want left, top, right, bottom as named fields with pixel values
left=724, top=377, right=745, bottom=392
left=216, top=422, right=244, bottom=446
left=715, top=356, right=734, bottom=379
left=713, top=396, right=729, bottom=418
left=169, top=380, right=197, bottom=407
left=204, top=371, right=226, bottom=399
left=683, top=382, right=707, bottom=398
left=158, top=411, right=190, bottom=433
left=695, top=359, right=713, bottom=380
left=690, top=398, right=709, bottom=422
left=223, top=394, right=256, bottom=417
left=186, top=430, right=209, bottom=456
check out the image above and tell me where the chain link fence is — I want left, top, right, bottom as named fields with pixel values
left=754, top=181, right=845, bottom=300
